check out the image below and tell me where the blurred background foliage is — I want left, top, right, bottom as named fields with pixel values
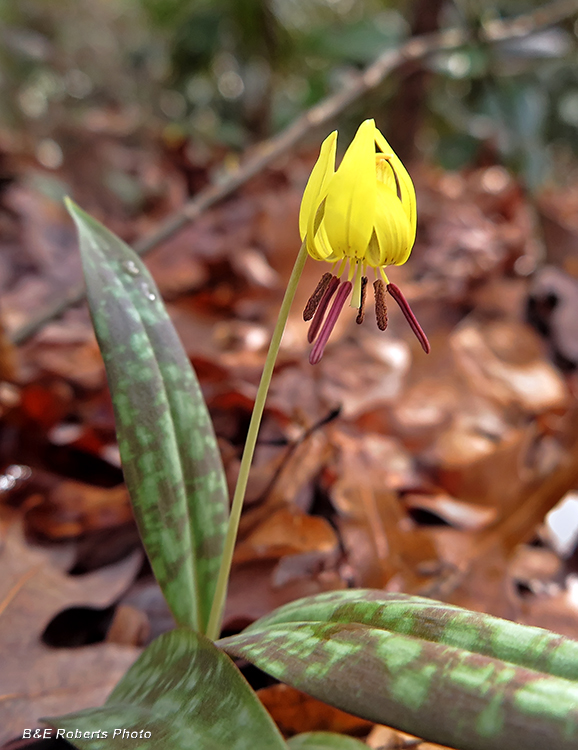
left=0, top=0, right=577, bottom=190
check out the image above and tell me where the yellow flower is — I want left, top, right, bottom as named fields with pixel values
left=299, top=119, right=429, bottom=364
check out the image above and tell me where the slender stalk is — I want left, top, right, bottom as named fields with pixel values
left=206, top=241, right=309, bottom=640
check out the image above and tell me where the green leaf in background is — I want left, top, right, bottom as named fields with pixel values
left=43, top=629, right=288, bottom=750
left=287, top=732, right=368, bottom=750
left=241, top=589, right=578, bottom=680
left=66, top=199, right=229, bottom=633
left=219, top=592, right=578, bottom=750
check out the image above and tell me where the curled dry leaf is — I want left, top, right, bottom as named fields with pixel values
left=234, top=508, right=338, bottom=564
left=401, top=492, right=498, bottom=532
left=0, top=522, right=142, bottom=744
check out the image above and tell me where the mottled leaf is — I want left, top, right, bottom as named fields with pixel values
left=66, top=199, right=228, bottom=632
left=44, top=629, right=288, bottom=750
left=243, top=589, right=578, bottom=680
left=287, top=732, right=368, bottom=750
left=219, top=592, right=578, bottom=750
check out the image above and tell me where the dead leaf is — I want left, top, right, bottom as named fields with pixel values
left=24, top=479, right=133, bottom=539
left=239, top=431, right=330, bottom=534
left=318, top=340, right=411, bottom=419
left=402, top=492, right=498, bottom=532
left=450, top=321, right=569, bottom=414
left=365, top=725, right=421, bottom=748
left=329, top=429, right=438, bottom=590
left=234, top=508, right=338, bottom=564
left=31, top=338, right=106, bottom=390
left=429, top=415, right=534, bottom=510
left=224, top=558, right=343, bottom=632
left=105, top=604, right=150, bottom=646
left=0, top=523, right=141, bottom=743
left=258, top=683, right=372, bottom=737
left=0, top=315, right=18, bottom=381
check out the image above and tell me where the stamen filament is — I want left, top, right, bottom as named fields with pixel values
left=309, top=280, right=353, bottom=365
left=303, top=272, right=333, bottom=321
left=387, top=282, right=430, bottom=353
left=336, top=257, right=348, bottom=278
left=307, top=275, right=340, bottom=343
left=351, top=263, right=363, bottom=309
left=356, top=276, right=368, bottom=324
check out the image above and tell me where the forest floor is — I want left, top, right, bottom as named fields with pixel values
left=2, top=119, right=578, bottom=748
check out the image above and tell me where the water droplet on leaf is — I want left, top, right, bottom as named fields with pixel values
left=140, top=282, right=156, bottom=301
left=123, top=260, right=139, bottom=276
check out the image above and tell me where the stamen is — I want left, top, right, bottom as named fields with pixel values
left=387, top=282, right=430, bottom=354
left=307, top=275, right=340, bottom=343
left=303, top=272, right=333, bottom=321
left=356, top=276, right=368, bottom=324
left=351, top=263, right=362, bottom=308
left=373, top=279, right=388, bottom=331
left=309, top=281, right=353, bottom=365
left=336, top=257, right=348, bottom=278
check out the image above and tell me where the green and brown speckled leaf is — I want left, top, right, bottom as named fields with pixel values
left=219, top=591, right=578, bottom=750
left=44, top=629, right=288, bottom=750
left=243, top=589, right=578, bottom=680
left=287, top=732, right=368, bottom=750
left=67, top=200, right=228, bottom=633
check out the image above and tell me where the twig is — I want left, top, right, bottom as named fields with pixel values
left=11, top=0, right=578, bottom=345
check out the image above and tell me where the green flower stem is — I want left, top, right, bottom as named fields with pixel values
left=206, top=241, right=309, bottom=640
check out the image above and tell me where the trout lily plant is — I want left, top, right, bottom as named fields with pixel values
left=42, top=123, right=578, bottom=750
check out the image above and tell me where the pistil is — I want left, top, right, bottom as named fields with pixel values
left=356, top=276, right=368, bottom=324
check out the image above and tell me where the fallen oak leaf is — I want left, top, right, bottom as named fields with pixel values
left=0, top=523, right=142, bottom=744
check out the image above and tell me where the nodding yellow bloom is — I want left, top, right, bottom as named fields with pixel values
left=299, top=118, right=429, bottom=364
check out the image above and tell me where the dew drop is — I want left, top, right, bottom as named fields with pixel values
left=140, top=282, right=156, bottom=301
left=123, top=260, right=140, bottom=276
left=0, top=474, right=16, bottom=492
left=6, top=464, right=31, bottom=480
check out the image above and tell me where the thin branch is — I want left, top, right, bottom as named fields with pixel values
left=11, top=0, right=578, bottom=345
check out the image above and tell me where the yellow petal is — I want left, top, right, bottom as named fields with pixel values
left=373, top=182, right=413, bottom=267
left=299, top=131, right=337, bottom=241
left=307, top=219, right=335, bottom=261
left=365, top=230, right=383, bottom=268
left=373, top=128, right=417, bottom=243
left=323, top=119, right=377, bottom=258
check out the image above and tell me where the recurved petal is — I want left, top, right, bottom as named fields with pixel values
left=323, top=119, right=377, bottom=258
left=299, top=131, right=337, bottom=241
left=374, top=129, right=417, bottom=242
left=373, top=182, right=413, bottom=266
left=307, top=220, right=336, bottom=261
